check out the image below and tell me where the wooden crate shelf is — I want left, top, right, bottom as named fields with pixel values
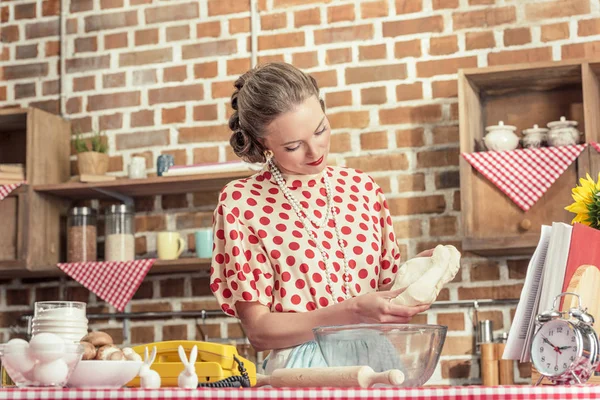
left=458, top=60, right=600, bottom=256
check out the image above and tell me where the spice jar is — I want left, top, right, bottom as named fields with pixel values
left=67, top=207, right=97, bottom=262
left=547, top=116, right=581, bottom=147
left=483, top=121, right=520, bottom=151
left=104, top=204, right=135, bottom=262
left=522, top=124, right=548, bottom=149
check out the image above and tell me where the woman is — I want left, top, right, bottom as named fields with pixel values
left=209, top=62, right=431, bottom=372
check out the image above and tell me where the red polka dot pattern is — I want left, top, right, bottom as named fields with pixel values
left=209, top=166, right=401, bottom=317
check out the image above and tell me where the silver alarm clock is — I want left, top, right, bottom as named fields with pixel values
left=531, top=292, right=600, bottom=385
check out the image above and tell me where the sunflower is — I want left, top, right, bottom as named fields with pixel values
left=565, top=172, right=600, bottom=228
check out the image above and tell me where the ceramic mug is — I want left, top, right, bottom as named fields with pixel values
left=128, top=156, right=147, bottom=179
left=157, top=232, right=185, bottom=260
left=195, top=229, right=213, bottom=259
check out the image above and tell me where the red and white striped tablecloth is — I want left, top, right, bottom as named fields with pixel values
left=0, top=386, right=599, bottom=400
left=0, top=183, right=24, bottom=201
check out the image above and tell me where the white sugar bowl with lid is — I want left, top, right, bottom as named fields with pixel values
left=483, top=121, right=519, bottom=151
left=522, top=124, right=548, bottom=149
left=547, top=116, right=581, bottom=147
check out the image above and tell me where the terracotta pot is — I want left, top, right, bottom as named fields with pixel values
left=77, top=151, right=109, bottom=175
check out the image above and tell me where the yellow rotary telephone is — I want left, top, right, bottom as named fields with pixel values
left=126, top=340, right=257, bottom=387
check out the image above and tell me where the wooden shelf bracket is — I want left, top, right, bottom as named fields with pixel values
left=91, top=187, right=134, bottom=205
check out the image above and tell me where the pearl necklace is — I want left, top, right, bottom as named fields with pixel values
left=268, top=159, right=352, bottom=303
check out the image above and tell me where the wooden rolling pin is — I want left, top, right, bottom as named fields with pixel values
left=255, top=366, right=405, bottom=388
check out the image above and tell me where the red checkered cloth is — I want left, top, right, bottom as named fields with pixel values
left=57, top=259, right=155, bottom=311
left=591, top=142, right=600, bottom=154
left=1, top=386, right=600, bottom=400
left=0, top=182, right=24, bottom=201
left=462, top=144, right=587, bottom=212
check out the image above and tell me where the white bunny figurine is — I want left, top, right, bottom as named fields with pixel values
left=178, top=345, right=199, bottom=389
left=139, top=346, right=161, bottom=389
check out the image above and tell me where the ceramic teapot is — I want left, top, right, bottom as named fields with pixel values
left=483, top=121, right=519, bottom=151
left=522, top=124, right=548, bottom=149
left=546, top=116, right=581, bottom=147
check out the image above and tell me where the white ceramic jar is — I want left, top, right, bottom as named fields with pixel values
left=547, top=116, right=581, bottom=147
left=522, top=124, right=548, bottom=149
left=483, top=121, right=519, bottom=151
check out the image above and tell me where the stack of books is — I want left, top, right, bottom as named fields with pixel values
left=0, top=164, right=25, bottom=185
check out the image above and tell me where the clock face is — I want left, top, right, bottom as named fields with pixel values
left=531, top=319, right=580, bottom=377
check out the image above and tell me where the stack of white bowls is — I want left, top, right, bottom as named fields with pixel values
left=31, top=301, right=88, bottom=342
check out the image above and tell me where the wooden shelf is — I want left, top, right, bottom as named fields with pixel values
left=0, top=258, right=210, bottom=279
left=33, top=170, right=254, bottom=200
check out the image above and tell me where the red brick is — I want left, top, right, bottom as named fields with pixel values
left=328, top=111, right=370, bottom=129
left=208, top=1, right=249, bottom=15
left=326, top=48, right=352, bottom=65
left=194, top=62, right=218, bottom=79
left=315, top=25, right=372, bottom=45
left=87, top=91, right=140, bottom=111
left=433, top=125, right=459, bottom=145
left=1, top=25, right=19, bottom=43
left=193, top=147, right=220, bottom=164
left=135, top=28, right=159, bottom=46
left=193, top=105, right=218, bottom=121
left=562, top=41, right=600, bottom=59
left=162, top=106, right=186, bottom=124
left=470, top=260, right=501, bottom=281
left=395, top=0, right=422, bottom=14
left=1, top=6, right=9, bottom=23
left=465, top=31, right=495, bottom=50
left=16, top=44, right=38, bottom=60
left=437, top=312, right=465, bottom=330
left=258, top=54, right=285, bottom=64
left=345, top=154, right=408, bottom=172
left=149, top=84, right=203, bottom=105
left=43, top=80, right=59, bottom=95
left=119, top=48, right=172, bottom=67
left=383, top=16, right=443, bottom=37
left=360, top=131, right=388, bottom=150
left=15, top=83, right=36, bottom=99
left=179, top=125, right=230, bottom=143
left=441, top=360, right=471, bottom=379
left=258, top=32, right=304, bottom=50
left=359, top=44, right=386, bottom=60
left=430, top=35, right=458, bottom=55
left=380, top=104, right=442, bottom=125
left=66, top=97, right=82, bottom=114
left=504, top=27, right=531, bottom=46
left=387, top=195, right=446, bottom=215
left=310, top=70, right=338, bottom=87
left=395, top=39, right=421, bottom=58
left=211, top=80, right=236, bottom=98
left=396, top=128, right=425, bottom=147
left=85, top=11, right=137, bottom=32
left=42, top=0, right=60, bottom=16
left=116, top=129, right=169, bottom=150
left=183, top=40, right=237, bottom=59
left=417, top=148, right=458, bottom=168
left=45, top=41, right=60, bottom=57
left=453, top=6, right=516, bottom=30
left=2, top=63, right=49, bottom=80
left=346, top=63, right=407, bottom=84
left=66, top=55, right=110, bottom=73
left=432, top=80, right=457, bottom=98
left=274, top=0, right=333, bottom=7
left=507, top=259, right=529, bottom=280
left=433, top=0, right=458, bottom=9
left=327, top=4, right=355, bottom=23
left=226, top=58, right=250, bottom=76
left=15, top=3, right=36, bottom=19
left=71, top=0, right=93, bottom=12
left=542, top=22, right=570, bottom=42
left=525, top=0, right=589, bottom=21
left=396, top=82, right=423, bottom=101
left=458, top=284, right=523, bottom=300
left=99, top=113, right=123, bottom=131
left=361, top=0, right=389, bottom=18
left=229, top=17, right=250, bottom=34
left=330, top=132, right=351, bottom=153
left=470, top=0, right=495, bottom=4
left=101, top=0, right=123, bottom=8
left=294, top=9, right=320, bottom=27
left=133, top=69, right=157, bottom=86
left=164, top=66, right=187, bottom=82
left=145, top=2, right=199, bottom=24
left=73, top=76, right=95, bottom=92
left=488, top=47, right=552, bottom=66
left=75, top=37, right=97, bottom=53
left=292, top=51, right=318, bottom=68
left=261, top=13, right=286, bottom=30
left=416, top=56, right=477, bottom=78
left=197, top=21, right=221, bottom=38
left=130, top=110, right=154, bottom=127
left=26, top=20, right=59, bottom=39
left=167, top=25, right=190, bottom=42
left=105, top=32, right=128, bottom=49
left=361, top=87, right=387, bottom=105
left=579, top=18, right=600, bottom=37
left=441, top=336, right=473, bottom=356
left=325, top=91, right=352, bottom=108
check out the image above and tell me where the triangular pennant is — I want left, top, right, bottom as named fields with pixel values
left=58, top=259, right=155, bottom=311
left=0, top=182, right=24, bottom=200
left=462, top=144, right=587, bottom=212
left=590, top=142, right=600, bottom=154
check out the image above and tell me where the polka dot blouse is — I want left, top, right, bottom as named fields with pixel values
left=209, top=165, right=402, bottom=317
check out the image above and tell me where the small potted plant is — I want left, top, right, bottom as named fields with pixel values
left=74, top=130, right=109, bottom=176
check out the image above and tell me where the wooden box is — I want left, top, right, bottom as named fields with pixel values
left=0, top=108, right=70, bottom=270
left=458, top=60, right=600, bottom=256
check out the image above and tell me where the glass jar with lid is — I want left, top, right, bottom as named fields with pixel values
left=104, top=204, right=135, bottom=261
left=67, top=207, right=97, bottom=262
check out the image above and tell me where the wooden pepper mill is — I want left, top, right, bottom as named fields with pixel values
left=496, top=334, right=514, bottom=385
left=478, top=320, right=498, bottom=386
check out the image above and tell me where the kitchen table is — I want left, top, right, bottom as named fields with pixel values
left=0, top=386, right=599, bottom=399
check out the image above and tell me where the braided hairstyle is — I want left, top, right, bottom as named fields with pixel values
left=229, top=62, right=325, bottom=164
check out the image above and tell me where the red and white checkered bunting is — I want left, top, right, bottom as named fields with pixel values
left=1, top=386, right=600, bottom=400
left=57, top=259, right=155, bottom=311
left=590, top=142, right=600, bottom=154
left=462, top=144, right=587, bottom=212
left=0, top=182, right=24, bottom=201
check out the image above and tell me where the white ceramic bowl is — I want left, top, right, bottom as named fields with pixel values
left=67, top=360, right=143, bottom=388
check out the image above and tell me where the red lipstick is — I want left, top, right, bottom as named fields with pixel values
left=307, top=155, right=324, bottom=166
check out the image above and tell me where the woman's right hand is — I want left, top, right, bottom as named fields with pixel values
left=346, top=288, right=430, bottom=324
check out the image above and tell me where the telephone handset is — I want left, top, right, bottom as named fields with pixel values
left=126, top=340, right=257, bottom=387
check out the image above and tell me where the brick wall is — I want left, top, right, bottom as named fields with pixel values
left=2, top=0, right=599, bottom=385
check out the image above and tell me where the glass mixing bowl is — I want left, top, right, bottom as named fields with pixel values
left=313, top=324, right=447, bottom=387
